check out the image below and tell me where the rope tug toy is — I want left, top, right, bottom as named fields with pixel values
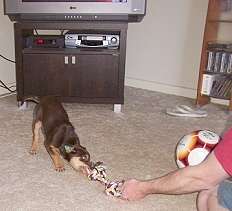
left=87, top=161, right=124, bottom=197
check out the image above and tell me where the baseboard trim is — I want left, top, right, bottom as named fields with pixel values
left=125, top=77, right=228, bottom=106
left=125, top=77, right=197, bottom=99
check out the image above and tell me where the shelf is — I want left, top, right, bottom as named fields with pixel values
left=23, top=48, right=120, bottom=55
left=196, top=0, right=232, bottom=110
left=209, top=95, right=231, bottom=100
left=204, top=71, right=232, bottom=76
left=208, top=19, right=232, bottom=23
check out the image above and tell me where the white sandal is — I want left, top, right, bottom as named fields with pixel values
left=166, top=105, right=207, bottom=118
left=176, top=105, right=207, bottom=115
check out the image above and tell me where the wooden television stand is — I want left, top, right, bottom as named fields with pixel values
left=14, top=21, right=128, bottom=111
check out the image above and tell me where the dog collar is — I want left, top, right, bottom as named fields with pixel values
left=64, top=145, right=75, bottom=153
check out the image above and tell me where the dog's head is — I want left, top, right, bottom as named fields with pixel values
left=64, top=144, right=90, bottom=164
left=64, top=144, right=91, bottom=174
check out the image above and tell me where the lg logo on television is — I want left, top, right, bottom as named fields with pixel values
left=69, top=6, right=77, bottom=10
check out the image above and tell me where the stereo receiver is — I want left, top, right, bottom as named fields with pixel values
left=25, top=35, right=65, bottom=48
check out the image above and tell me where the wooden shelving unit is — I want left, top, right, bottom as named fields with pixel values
left=14, top=21, right=128, bottom=105
left=196, top=0, right=232, bottom=110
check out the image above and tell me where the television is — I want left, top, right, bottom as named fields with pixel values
left=4, top=0, right=147, bottom=22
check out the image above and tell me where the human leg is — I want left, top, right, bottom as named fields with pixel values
left=216, top=180, right=232, bottom=211
left=197, top=189, right=214, bottom=211
left=197, top=181, right=231, bottom=211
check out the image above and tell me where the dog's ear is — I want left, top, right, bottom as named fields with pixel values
left=64, top=145, right=75, bottom=153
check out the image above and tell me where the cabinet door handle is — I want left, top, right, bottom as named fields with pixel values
left=64, top=56, right=69, bottom=64
left=71, top=56, right=76, bottom=64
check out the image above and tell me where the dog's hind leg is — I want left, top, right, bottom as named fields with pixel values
left=30, top=104, right=42, bottom=155
left=30, top=120, right=42, bottom=155
left=45, top=144, right=65, bottom=172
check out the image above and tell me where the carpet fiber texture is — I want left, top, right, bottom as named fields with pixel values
left=0, top=87, right=230, bottom=211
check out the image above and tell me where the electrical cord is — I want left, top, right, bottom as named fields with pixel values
left=0, top=54, right=15, bottom=63
left=60, top=29, right=65, bottom=35
left=34, top=28, right=39, bottom=35
left=0, top=53, right=16, bottom=93
left=0, top=80, right=16, bottom=93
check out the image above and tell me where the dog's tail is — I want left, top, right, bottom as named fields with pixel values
left=24, top=96, right=40, bottom=104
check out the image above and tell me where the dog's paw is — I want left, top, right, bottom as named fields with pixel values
left=55, top=166, right=65, bottom=172
left=29, top=149, right=37, bottom=155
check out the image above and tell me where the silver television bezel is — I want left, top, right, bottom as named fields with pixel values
left=4, top=0, right=146, bottom=15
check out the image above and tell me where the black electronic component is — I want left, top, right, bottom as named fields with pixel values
left=25, top=35, right=65, bottom=48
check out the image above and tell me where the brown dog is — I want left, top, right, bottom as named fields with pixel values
left=30, top=96, right=90, bottom=172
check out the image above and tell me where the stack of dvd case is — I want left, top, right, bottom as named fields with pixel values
left=210, top=75, right=232, bottom=99
left=206, top=42, right=232, bottom=74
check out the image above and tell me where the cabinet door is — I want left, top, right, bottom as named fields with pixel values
left=23, top=54, right=69, bottom=96
left=70, top=53, right=119, bottom=98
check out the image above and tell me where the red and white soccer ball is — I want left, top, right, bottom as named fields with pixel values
left=176, top=130, right=221, bottom=168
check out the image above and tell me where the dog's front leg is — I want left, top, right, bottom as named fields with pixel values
left=45, top=144, right=65, bottom=172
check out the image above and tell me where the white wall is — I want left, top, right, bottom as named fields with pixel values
left=0, top=0, right=209, bottom=99
left=125, top=0, right=208, bottom=98
left=0, top=1, right=15, bottom=95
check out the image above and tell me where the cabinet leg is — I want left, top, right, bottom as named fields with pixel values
left=18, top=101, right=28, bottom=110
left=196, top=95, right=210, bottom=107
left=113, top=104, right=122, bottom=113
left=229, top=97, right=232, bottom=111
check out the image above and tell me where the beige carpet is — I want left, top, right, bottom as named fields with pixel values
left=0, top=86, right=230, bottom=211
